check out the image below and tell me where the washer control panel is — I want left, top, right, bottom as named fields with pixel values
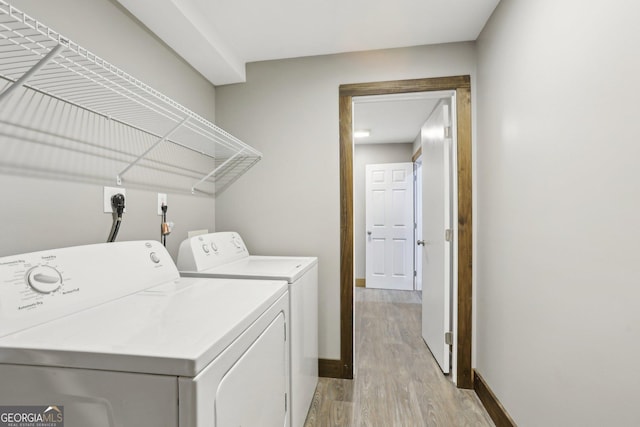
left=0, top=241, right=179, bottom=338
left=177, top=232, right=248, bottom=272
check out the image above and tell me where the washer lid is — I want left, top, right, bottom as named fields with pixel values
left=189, top=256, right=318, bottom=283
left=0, top=277, right=287, bottom=377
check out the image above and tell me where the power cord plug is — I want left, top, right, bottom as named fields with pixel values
left=111, top=193, right=126, bottom=217
left=107, top=193, right=126, bottom=243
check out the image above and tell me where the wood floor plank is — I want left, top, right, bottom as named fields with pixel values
left=326, top=401, right=354, bottom=427
left=304, top=288, right=494, bottom=427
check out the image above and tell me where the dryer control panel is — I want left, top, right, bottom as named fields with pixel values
left=0, top=241, right=179, bottom=338
left=177, top=232, right=249, bottom=272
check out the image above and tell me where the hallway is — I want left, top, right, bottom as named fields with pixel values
left=305, top=288, right=493, bottom=426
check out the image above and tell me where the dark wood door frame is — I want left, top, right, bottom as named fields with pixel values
left=321, top=75, right=473, bottom=389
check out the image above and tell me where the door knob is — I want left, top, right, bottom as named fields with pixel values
left=367, top=231, right=372, bottom=236
left=417, top=240, right=425, bottom=246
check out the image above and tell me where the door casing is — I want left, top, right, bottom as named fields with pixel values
left=324, top=75, right=473, bottom=389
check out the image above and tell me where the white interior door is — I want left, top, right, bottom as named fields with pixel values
left=365, top=162, right=414, bottom=290
left=421, top=100, right=453, bottom=374
left=414, top=159, right=423, bottom=292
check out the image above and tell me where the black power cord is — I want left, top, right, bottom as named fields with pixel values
left=107, top=193, right=125, bottom=243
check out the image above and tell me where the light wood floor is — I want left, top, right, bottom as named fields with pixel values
left=304, top=288, right=494, bottom=427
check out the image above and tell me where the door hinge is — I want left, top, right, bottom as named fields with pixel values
left=285, top=393, right=288, bottom=411
left=445, top=229, right=452, bottom=242
left=284, top=323, right=287, bottom=341
left=444, top=126, right=452, bottom=138
left=413, top=270, right=417, bottom=277
left=445, top=331, right=453, bottom=346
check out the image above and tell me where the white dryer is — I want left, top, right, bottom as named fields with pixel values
left=0, top=240, right=290, bottom=427
left=178, top=232, right=318, bottom=427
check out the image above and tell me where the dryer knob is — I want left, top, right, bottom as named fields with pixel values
left=202, top=244, right=210, bottom=254
left=27, top=266, right=62, bottom=294
left=150, top=252, right=160, bottom=263
left=231, top=235, right=243, bottom=249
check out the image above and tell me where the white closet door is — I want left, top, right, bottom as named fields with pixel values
left=365, top=162, right=414, bottom=291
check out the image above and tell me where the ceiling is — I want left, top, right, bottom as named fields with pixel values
left=116, top=0, right=499, bottom=145
left=353, top=94, right=443, bottom=145
left=116, top=0, right=500, bottom=86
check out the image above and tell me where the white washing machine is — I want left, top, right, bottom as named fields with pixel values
left=0, top=240, right=290, bottom=427
left=177, top=232, right=318, bottom=427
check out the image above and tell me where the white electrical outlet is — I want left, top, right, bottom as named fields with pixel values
left=104, top=186, right=126, bottom=213
left=157, top=193, right=167, bottom=215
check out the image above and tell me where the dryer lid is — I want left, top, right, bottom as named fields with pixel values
left=196, top=255, right=318, bottom=283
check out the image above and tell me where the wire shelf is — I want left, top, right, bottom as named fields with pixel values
left=0, top=1, right=261, bottom=195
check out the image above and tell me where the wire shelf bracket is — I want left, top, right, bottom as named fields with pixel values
left=117, top=116, right=189, bottom=185
left=0, top=42, right=62, bottom=103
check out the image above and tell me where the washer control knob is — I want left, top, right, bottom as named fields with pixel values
left=211, top=242, right=218, bottom=252
left=231, top=235, right=243, bottom=249
left=202, top=244, right=210, bottom=254
left=27, top=266, right=62, bottom=294
left=150, top=252, right=160, bottom=263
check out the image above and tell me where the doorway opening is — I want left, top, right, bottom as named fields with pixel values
left=353, top=91, right=439, bottom=293
left=332, top=76, right=473, bottom=389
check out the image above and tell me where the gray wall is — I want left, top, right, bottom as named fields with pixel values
left=476, top=1, right=640, bottom=425
left=1, top=0, right=217, bottom=259
left=353, top=143, right=414, bottom=279
left=412, top=132, right=421, bottom=156
left=215, top=43, right=476, bottom=360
